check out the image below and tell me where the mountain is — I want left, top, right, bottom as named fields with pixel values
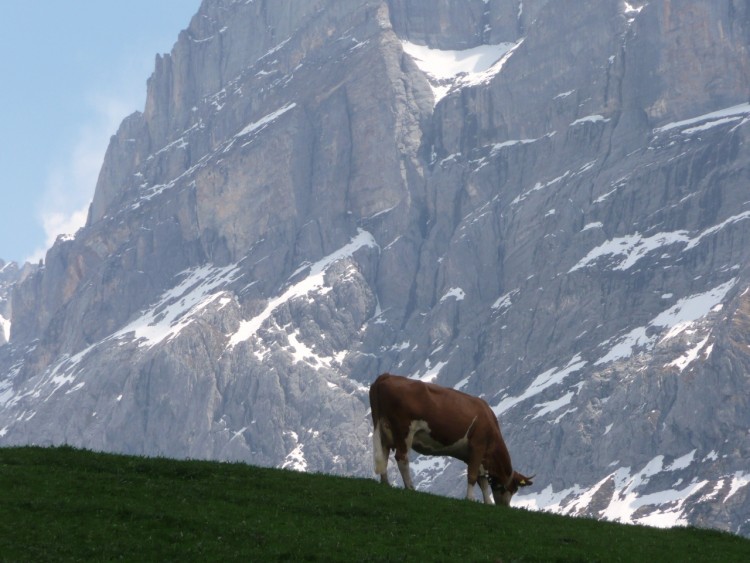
left=2, top=0, right=750, bottom=535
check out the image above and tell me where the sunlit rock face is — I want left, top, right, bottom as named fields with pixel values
left=2, top=0, right=750, bottom=536
left=0, top=262, right=19, bottom=345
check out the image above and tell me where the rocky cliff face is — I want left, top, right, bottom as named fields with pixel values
left=2, top=0, right=750, bottom=536
left=0, top=261, right=36, bottom=346
left=0, top=262, right=18, bottom=346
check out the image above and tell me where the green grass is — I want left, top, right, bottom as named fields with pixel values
left=0, top=447, right=748, bottom=562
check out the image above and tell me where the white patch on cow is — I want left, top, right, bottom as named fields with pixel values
left=408, top=417, right=476, bottom=460
left=406, top=420, right=432, bottom=451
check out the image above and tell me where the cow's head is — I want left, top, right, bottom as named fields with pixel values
left=491, top=471, right=534, bottom=506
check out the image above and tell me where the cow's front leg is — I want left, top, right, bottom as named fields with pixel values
left=478, top=476, right=495, bottom=505
left=465, top=470, right=480, bottom=501
left=465, top=450, right=484, bottom=501
left=395, top=449, right=414, bottom=490
left=466, top=481, right=476, bottom=501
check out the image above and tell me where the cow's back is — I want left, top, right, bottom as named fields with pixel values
left=370, top=373, right=432, bottom=419
left=369, top=373, right=500, bottom=447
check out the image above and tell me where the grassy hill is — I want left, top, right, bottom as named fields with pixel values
left=0, top=446, right=748, bottom=561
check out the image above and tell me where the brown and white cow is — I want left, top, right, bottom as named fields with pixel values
left=369, top=373, right=533, bottom=505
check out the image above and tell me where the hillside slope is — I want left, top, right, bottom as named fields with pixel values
left=1, top=446, right=748, bottom=561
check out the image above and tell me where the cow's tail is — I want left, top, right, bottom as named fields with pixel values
left=369, top=376, right=388, bottom=476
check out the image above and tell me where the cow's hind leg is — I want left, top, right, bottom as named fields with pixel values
left=395, top=448, right=414, bottom=490
left=372, top=421, right=390, bottom=484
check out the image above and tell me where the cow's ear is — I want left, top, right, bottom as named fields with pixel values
left=516, top=472, right=534, bottom=487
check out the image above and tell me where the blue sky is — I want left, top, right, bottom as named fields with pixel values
left=0, top=1, right=201, bottom=264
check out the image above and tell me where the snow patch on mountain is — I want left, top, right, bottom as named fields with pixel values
left=0, top=314, right=9, bottom=342
left=235, top=102, right=297, bottom=139
left=595, top=279, right=737, bottom=365
left=570, top=211, right=750, bottom=273
left=417, top=359, right=448, bottom=383
left=654, top=102, right=750, bottom=135
left=412, top=454, right=452, bottom=490
left=401, top=39, right=522, bottom=104
left=531, top=391, right=576, bottom=421
left=281, top=431, right=308, bottom=472
left=666, top=334, right=712, bottom=372
left=492, top=355, right=587, bottom=416
left=517, top=451, right=750, bottom=530
left=228, top=229, right=378, bottom=348
left=492, top=288, right=519, bottom=311
left=0, top=340, right=99, bottom=414
left=570, top=114, right=609, bottom=127
left=113, top=264, right=241, bottom=349
left=440, top=287, right=465, bottom=302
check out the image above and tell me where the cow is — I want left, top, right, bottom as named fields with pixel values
left=368, top=373, right=533, bottom=506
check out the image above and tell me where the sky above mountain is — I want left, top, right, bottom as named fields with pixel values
left=0, top=1, right=200, bottom=265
